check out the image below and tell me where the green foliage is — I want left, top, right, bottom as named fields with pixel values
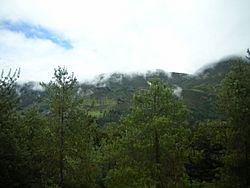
left=1, top=53, right=250, bottom=188
left=0, top=69, right=34, bottom=187
left=103, top=79, right=189, bottom=188
left=218, top=58, right=250, bottom=187
left=219, top=59, right=250, bottom=124
left=0, top=69, right=20, bottom=122
left=19, top=105, right=53, bottom=187
left=41, top=67, right=98, bottom=187
left=186, top=121, right=225, bottom=187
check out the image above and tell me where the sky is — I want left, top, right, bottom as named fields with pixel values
left=0, top=0, right=250, bottom=82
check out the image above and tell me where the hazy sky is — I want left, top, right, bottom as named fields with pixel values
left=0, top=0, right=250, bottom=82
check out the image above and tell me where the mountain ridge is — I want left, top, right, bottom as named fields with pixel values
left=16, top=57, right=242, bottom=124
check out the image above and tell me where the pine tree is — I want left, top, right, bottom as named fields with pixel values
left=219, top=57, right=250, bottom=187
left=41, top=67, right=97, bottom=187
left=105, top=79, right=189, bottom=188
left=41, top=67, right=79, bottom=187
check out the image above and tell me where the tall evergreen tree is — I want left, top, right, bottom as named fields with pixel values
left=219, top=57, right=250, bottom=187
left=41, top=67, right=97, bottom=187
left=105, top=79, right=189, bottom=188
left=41, top=67, right=79, bottom=187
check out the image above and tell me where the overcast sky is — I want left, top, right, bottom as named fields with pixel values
left=0, top=0, right=250, bottom=82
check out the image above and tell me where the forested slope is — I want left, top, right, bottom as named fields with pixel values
left=1, top=56, right=250, bottom=187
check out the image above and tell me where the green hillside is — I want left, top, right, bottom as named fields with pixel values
left=17, top=57, right=240, bottom=124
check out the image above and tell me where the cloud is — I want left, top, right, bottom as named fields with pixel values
left=0, top=0, right=250, bottom=82
left=173, top=86, right=182, bottom=97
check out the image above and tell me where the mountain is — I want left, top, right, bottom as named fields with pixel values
left=16, top=57, right=241, bottom=125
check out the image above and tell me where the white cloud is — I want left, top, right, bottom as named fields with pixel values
left=0, top=0, right=250, bottom=82
left=173, top=86, right=182, bottom=97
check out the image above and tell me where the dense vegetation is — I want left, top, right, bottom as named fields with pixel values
left=1, top=52, right=250, bottom=187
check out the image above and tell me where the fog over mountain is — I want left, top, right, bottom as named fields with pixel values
left=1, top=0, right=250, bottom=81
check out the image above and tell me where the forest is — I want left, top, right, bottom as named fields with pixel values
left=1, top=51, right=250, bottom=188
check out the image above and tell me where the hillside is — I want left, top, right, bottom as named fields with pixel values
left=17, top=57, right=240, bottom=124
